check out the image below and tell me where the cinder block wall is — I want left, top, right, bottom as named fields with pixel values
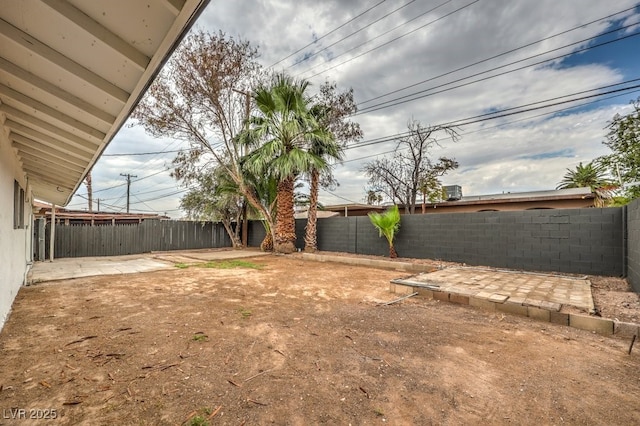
left=247, top=207, right=630, bottom=278
left=627, top=199, right=640, bottom=292
left=290, top=208, right=624, bottom=276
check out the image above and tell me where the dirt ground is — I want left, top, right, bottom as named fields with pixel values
left=1, top=255, right=639, bottom=425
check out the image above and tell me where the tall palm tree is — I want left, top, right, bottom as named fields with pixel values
left=368, top=205, right=401, bottom=258
left=304, top=105, right=342, bottom=252
left=241, top=74, right=332, bottom=253
left=556, top=161, right=610, bottom=191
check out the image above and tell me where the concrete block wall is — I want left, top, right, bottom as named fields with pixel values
left=389, top=209, right=623, bottom=276
left=627, top=199, right=640, bottom=292
left=289, top=208, right=624, bottom=277
left=246, top=206, right=635, bottom=281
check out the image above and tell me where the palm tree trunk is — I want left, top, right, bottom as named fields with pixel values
left=389, top=244, right=398, bottom=259
left=304, top=169, right=320, bottom=252
left=260, top=231, right=273, bottom=251
left=274, top=176, right=297, bottom=253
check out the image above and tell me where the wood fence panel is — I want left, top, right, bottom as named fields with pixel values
left=45, top=220, right=232, bottom=258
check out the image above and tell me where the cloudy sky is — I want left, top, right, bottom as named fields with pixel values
left=67, top=0, right=640, bottom=216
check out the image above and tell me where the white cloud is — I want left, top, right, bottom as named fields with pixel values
left=75, top=0, right=640, bottom=213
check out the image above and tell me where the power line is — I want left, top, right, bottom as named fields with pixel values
left=269, top=0, right=388, bottom=68
left=299, top=0, right=481, bottom=79
left=92, top=165, right=177, bottom=194
left=357, top=5, right=640, bottom=106
left=341, top=88, right=640, bottom=164
left=342, top=79, right=640, bottom=151
left=355, top=24, right=640, bottom=115
left=320, top=187, right=361, bottom=204
left=103, top=149, right=183, bottom=156
left=286, top=0, right=423, bottom=69
left=295, top=0, right=455, bottom=77
left=451, top=83, right=640, bottom=128
left=445, top=78, right=640, bottom=125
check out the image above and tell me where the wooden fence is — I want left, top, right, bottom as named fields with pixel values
left=44, top=220, right=231, bottom=258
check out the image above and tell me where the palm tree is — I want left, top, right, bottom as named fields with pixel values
left=241, top=74, right=332, bottom=253
left=368, top=205, right=401, bottom=258
left=304, top=105, right=342, bottom=253
left=556, top=161, right=610, bottom=191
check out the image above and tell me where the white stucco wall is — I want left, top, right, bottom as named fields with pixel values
left=0, top=130, right=31, bottom=330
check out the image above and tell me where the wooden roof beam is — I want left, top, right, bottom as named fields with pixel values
left=20, top=155, right=84, bottom=179
left=0, top=57, right=115, bottom=125
left=17, top=149, right=86, bottom=174
left=0, top=85, right=106, bottom=142
left=0, top=17, right=130, bottom=103
left=41, top=0, right=150, bottom=72
left=161, top=0, right=187, bottom=16
left=9, top=130, right=93, bottom=162
left=0, top=103, right=101, bottom=148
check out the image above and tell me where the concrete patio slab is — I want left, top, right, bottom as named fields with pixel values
left=27, top=249, right=270, bottom=284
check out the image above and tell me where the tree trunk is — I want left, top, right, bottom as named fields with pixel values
left=389, top=244, right=398, bottom=259
left=304, top=169, right=320, bottom=252
left=239, top=181, right=276, bottom=248
left=222, top=219, right=242, bottom=248
left=421, top=189, right=426, bottom=214
left=260, top=231, right=273, bottom=252
left=241, top=199, right=248, bottom=247
left=274, top=176, right=297, bottom=253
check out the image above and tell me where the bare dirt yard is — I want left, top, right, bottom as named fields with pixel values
left=1, top=255, right=639, bottom=425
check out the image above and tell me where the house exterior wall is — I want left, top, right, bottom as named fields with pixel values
left=0, top=131, right=31, bottom=330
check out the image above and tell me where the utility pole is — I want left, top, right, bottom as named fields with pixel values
left=96, top=199, right=100, bottom=212
left=120, top=173, right=137, bottom=213
left=85, top=172, right=93, bottom=212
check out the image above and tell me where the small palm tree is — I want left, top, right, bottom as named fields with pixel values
left=368, top=205, right=401, bottom=258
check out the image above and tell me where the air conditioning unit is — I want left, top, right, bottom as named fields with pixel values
left=443, top=185, right=462, bottom=201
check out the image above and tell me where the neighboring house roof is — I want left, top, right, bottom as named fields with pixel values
left=456, top=187, right=594, bottom=203
left=0, top=0, right=210, bottom=206
left=294, top=210, right=340, bottom=219
left=33, top=201, right=167, bottom=222
left=323, top=203, right=386, bottom=216
left=418, top=187, right=596, bottom=212
left=323, top=188, right=596, bottom=216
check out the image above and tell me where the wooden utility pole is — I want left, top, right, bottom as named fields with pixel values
left=120, top=173, right=137, bottom=213
left=85, top=172, right=93, bottom=212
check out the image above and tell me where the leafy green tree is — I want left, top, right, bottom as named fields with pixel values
left=556, top=161, right=610, bottom=191
left=132, top=30, right=275, bottom=245
left=180, top=165, right=243, bottom=247
left=599, top=97, right=640, bottom=200
left=368, top=205, right=401, bottom=258
left=241, top=74, right=333, bottom=253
